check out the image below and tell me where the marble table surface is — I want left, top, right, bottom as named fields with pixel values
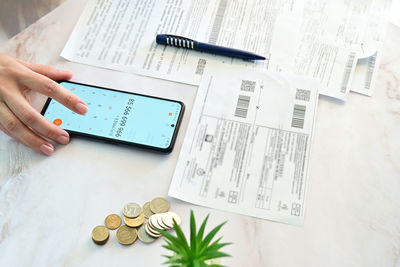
left=1, top=0, right=400, bottom=266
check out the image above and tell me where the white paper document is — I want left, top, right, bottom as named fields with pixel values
left=168, top=65, right=319, bottom=225
left=390, top=0, right=400, bottom=28
left=351, top=51, right=381, bottom=97
left=350, top=0, right=392, bottom=96
left=300, top=0, right=391, bottom=97
left=62, top=0, right=356, bottom=101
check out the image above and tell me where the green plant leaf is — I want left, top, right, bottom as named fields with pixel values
left=199, top=251, right=231, bottom=261
left=164, top=257, right=187, bottom=264
left=199, top=221, right=227, bottom=254
left=160, top=228, right=191, bottom=255
left=161, top=211, right=231, bottom=267
left=196, top=214, right=209, bottom=253
left=205, top=237, right=232, bottom=252
left=162, top=243, right=181, bottom=254
left=202, top=250, right=231, bottom=258
left=172, top=219, right=192, bottom=257
left=190, top=210, right=197, bottom=255
left=163, top=254, right=190, bottom=265
left=206, top=242, right=232, bottom=253
left=159, top=229, right=181, bottom=244
left=207, top=236, right=223, bottom=248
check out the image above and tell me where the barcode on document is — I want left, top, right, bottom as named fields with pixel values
left=208, top=0, right=228, bottom=44
left=340, top=52, right=356, bottom=94
left=291, top=104, right=306, bottom=129
left=234, top=95, right=250, bottom=118
left=295, top=88, right=311, bottom=102
left=240, top=80, right=256, bottom=92
left=195, top=59, right=207, bottom=75
left=364, top=54, right=377, bottom=90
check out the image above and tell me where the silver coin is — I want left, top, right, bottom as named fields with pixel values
left=123, top=202, right=142, bottom=218
left=145, top=223, right=161, bottom=238
left=156, top=214, right=170, bottom=230
left=149, top=214, right=164, bottom=230
left=138, top=224, right=156, bottom=243
left=161, top=212, right=181, bottom=229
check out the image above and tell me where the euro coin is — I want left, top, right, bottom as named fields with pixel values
left=123, top=202, right=142, bottom=218
left=124, top=213, right=145, bottom=228
left=150, top=197, right=170, bottom=214
left=105, top=214, right=122, bottom=229
left=138, top=224, right=156, bottom=243
left=92, top=225, right=109, bottom=245
left=116, top=225, right=138, bottom=245
left=143, top=202, right=154, bottom=218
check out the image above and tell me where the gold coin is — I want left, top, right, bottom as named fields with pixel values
left=143, top=202, right=154, bottom=218
left=116, top=225, right=138, bottom=245
left=138, top=224, right=156, bottom=243
left=92, top=225, right=109, bottom=245
left=104, top=214, right=122, bottom=230
left=150, top=197, right=170, bottom=214
left=123, top=213, right=145, bottom=228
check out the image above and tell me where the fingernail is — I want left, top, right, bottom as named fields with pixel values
left=57, top=132, right=69, bottom=144
left=76, top=102, right=88, bottom=114
left=40, top=144, right=54, bottom=156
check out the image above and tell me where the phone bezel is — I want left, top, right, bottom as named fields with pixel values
left=40, top=80, right=185, bottom=153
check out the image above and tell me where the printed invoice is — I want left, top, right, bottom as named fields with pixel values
left=61, top=0, right=356, bottom=101
left=168, top=65, right=319, bottom=225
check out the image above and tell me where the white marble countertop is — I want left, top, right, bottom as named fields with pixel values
left=1, top=0, right=400, bottom=266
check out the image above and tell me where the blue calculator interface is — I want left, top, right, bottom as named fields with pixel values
left=42, top=82, right=182, bottom=149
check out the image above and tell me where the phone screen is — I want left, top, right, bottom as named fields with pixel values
left=41, top=81, right=184, bottom=152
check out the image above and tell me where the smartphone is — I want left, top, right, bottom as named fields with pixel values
left=41, top=81, right=184, bottom=153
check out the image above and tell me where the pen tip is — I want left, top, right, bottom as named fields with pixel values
left=254, top=55, right=266, bottom=60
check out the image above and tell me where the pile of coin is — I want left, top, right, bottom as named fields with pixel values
left=91, top=197, right=181, bottom=246
left=146, top=212, right=182, bottom=238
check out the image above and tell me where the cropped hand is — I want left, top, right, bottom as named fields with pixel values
left=0, top=53, right=88, bottom=155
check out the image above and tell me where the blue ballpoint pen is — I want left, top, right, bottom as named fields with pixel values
left=156, top=34, right=266, bottom=61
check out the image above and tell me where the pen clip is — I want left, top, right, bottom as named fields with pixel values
left=159, top=34, right=195, bottom=49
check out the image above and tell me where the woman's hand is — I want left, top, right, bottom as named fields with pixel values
left=0, top=53, right=88, bottom=155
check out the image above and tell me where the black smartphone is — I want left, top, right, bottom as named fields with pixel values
left=41, top=81, right=184, bottom=153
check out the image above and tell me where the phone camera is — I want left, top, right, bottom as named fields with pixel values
left=171, top=124, right=175, bottom=127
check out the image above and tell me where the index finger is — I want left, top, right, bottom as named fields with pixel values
left=15, top=59, right=73, bottom=81
left=19, top=70, right=88, bottom=115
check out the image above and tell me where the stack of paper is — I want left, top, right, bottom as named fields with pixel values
left=61, top=0, right=392, bottom=225
left=62, top=0, right=391, bottom=101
